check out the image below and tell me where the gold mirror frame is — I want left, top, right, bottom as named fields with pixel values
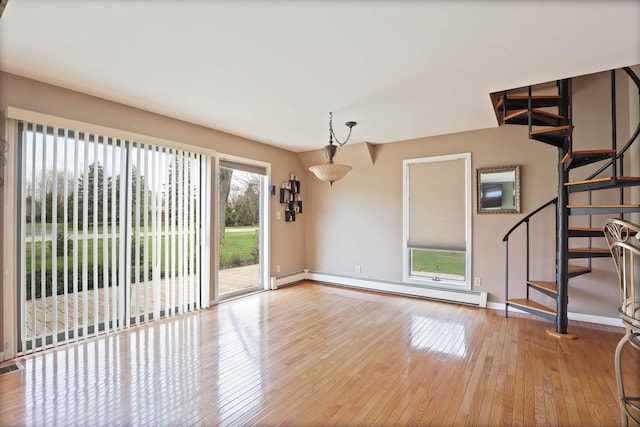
left=477, top=165, right=521, bottom=214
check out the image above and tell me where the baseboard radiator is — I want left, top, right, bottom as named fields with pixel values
left=271, top=270, right=488, bottom=308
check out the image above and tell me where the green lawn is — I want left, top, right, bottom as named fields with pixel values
left=411, top=249, right=465, bottom=277
left=219, top=230, right=259, bottom=267
left=23, top=227, right=259, bottom=299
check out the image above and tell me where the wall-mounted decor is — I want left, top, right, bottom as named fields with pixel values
left=477, top=165, right=520, bottom=214
left=280, top=173, right=302, bottom=222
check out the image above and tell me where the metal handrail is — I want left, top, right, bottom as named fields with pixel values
left=503, top=197, right=558, bottom=317
left=502, top=197, right=558, bottom=242
left=584, top=67, right=640, bottom=181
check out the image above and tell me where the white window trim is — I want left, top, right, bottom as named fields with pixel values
left=402, top=152, right=472, bottom=290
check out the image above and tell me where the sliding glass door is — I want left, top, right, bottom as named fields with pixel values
left=217, top=157, right=269, bottom=299
left=17, top=120, right=211, bottom=353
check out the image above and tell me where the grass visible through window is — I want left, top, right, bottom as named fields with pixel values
left=411, top=249, right=465, bottom=280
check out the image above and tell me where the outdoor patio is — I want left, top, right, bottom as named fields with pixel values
left=23, top=264, right=260, bottom=338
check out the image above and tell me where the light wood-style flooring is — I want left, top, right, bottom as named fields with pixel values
left=1, top=281, right=638, bottom=426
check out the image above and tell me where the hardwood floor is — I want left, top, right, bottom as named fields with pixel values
left=1, top=281, right=637, bottom=426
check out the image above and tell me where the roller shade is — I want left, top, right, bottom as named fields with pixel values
left=219, top=159, right=267, bottom=176
left=408, top=158, right=466, bottom=251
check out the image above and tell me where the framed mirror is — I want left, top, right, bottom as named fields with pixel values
left=477, top=165, right=520, bottom=214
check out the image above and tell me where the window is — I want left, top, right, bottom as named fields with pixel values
left=403, top=153, right=471, bottom=289
left=16, top=118, right=212, bottom=353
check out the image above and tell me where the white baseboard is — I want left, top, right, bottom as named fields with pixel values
left=270, top=271, right=307, bottom=290
left=487, top=302, right=623, bottom=327
left=306, top=271, right=488, bottom=307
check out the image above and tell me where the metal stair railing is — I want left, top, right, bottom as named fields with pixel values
left=578, top=67, right=640, bottom=265
left=502, top=197, right=558, bottom=317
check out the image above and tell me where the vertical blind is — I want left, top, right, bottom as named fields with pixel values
left=18, top=120, right=211, bottom=353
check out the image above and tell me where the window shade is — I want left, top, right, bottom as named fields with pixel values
left=408, top=158, right=466, bottom=251
left=219, top=159, right=267, bottom=176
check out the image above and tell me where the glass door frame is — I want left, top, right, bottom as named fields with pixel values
left=214, top=154, right=271, bottom=302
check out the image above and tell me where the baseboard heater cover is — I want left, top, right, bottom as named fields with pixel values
left=270, top=271, right=307, bottom=290
left=303, top=271, right=488, bottom=308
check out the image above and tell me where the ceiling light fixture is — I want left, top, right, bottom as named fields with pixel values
left=309, top=112, right=357, bottom=185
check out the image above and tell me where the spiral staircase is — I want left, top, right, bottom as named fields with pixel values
left=496, top=67, right=640, bottom=338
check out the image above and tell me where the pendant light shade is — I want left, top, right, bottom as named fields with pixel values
left=309, top=163, right=352, bottom=185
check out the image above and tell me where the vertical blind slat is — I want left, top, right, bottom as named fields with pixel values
left=92, top=136, right=99, bottom=336
left=62, top=129, right=70, bottom=342
left=162, top=150, right=171, bottom=316
left=51, top=127, right=59, bottom=346
left=82, top=133, right=90, bottom=339
left=134, top=144, right=142, bottom=324
left=178, top=151, right=184, bottom=313
left=118, top=142, right=128, bottom=328
left=170, top=150, right=177, bottom=317
left=187, top=153, right=192, bottom=311
left=72, top=129, right=80, bottom=340
left=151, top=145, right=159, bottom=319
left=102, top=137, right=110, bottom=334
left=194, top=155, right=201, bottom=309
left=143, top=144, right=150, bottom=323
left=110, top=140, right=118, bottom=330
left=40, top=127, right=47, bottom=343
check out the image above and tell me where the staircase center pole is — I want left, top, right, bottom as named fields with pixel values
left=556, top=147, right=570, bottom=335
left=556, top=78, right=571, bottom=336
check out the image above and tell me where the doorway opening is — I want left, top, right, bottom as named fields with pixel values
left=217, top=157, right=269, bottom=299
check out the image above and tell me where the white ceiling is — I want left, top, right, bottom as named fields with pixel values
left=1, top=1, right=639, bottom=152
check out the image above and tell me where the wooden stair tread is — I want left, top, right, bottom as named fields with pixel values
left=506, top=95, right=561, bottom=100
left=504, top=108, right=565, bottom=121
left=568, top=227, right=605, bottom=238
left=507, top=299, right=557, bottom=316
left=568, top=203, right=640, bottom=209
left=569, top=247, right=610, bottom=254
left=527, top=280, right=558, bottom=294
left=568, top=265, right=592, bottom=276
left=565, top=176, right=640, bottom=186
left=568, top=227, right=601, bottom=232
left=561, top=149, right=616, bottom=164
left=529, top=125, right=573, bottom=135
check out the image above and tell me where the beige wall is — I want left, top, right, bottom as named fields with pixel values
left=303, top=69, right=638, bottom=318
left=0, top=72, right=307, bottom=351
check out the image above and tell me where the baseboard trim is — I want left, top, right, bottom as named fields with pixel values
left=306, top=271, right=487, bottom=307
left=487, top=302, right=623, bottom=327
left=270, top=271, right=307, bottom=290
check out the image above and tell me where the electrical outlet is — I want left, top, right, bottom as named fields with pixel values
left=276, top=211, right=281, bottom=220
left=355, top=264, right=361, bottom=274
left=474, top=277, right=482, bottom=287
left=276, top=265, right=281, bottom=273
